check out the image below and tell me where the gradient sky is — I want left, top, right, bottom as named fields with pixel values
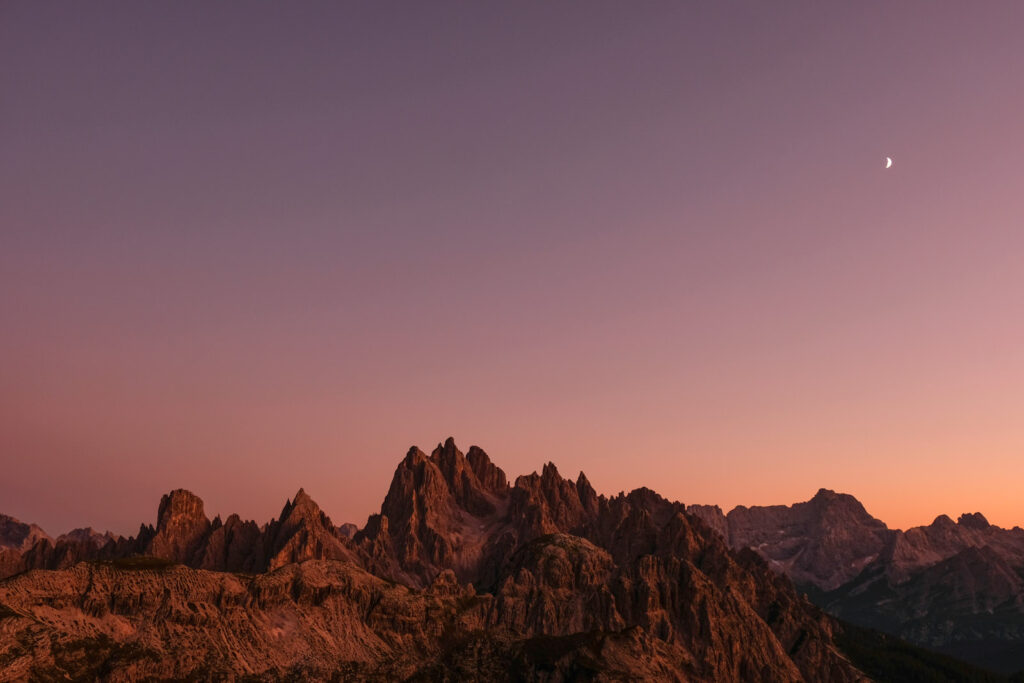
left=3, top=2, right=1024, bottom=536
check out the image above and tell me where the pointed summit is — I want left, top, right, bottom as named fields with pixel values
left=467, top=445, right=508, bottom=493
left=511, top=461, right=598, bottom=536
left=362, top=438, right=511, bottom=587
left=284, top=488, right=321, bottom=518
left=575, top=471, right=599, bottom=515
left=264, top=488, right=353, bottom=571
left=403, top=445, right=429, bottom=467
left=427, top=438, right=505, bottom=515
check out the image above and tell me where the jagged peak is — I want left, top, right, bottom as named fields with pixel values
left=279, top=488, right=327, bottom=524
left=513, top=463, right=568, bottom=492
left=403, top=446, right=429, bottom=467
left=467, top=445, right=508, bottom=493
left=957, top=512, right=990, bottom=529
left=158, top=488, right=204, bottom=508
left=293, top=488, right=315, bottom=505
left=389, top=438, right=508, bottom=505
left=425, top=437, right=463, bottom=468
left=576, top=471, right=596, bottom=497
left=931, top=514, right=956, bottom=528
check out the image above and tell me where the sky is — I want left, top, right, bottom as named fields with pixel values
left=3, top=2, right=1024, bottom=536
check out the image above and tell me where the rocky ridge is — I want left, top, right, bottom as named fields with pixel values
left=689, top=491, right=1024, bottom=674
left=0, top=438, right=868, bottom=681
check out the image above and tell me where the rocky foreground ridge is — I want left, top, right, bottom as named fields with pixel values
left=689, top=491, right=1024, bottom=674
left=0, top=438, right=876, bottom=681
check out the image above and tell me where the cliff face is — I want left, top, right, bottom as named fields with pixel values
left=0, top=439, right=867, bottom=681
left=140, top=489, right=212, bottom=564
left=0, top=515, right=51, bottom=554
left=817, top=523, right=1024, bottom=674
left=356, top=440, right=513, bottom=587
left=689, top=489, right=892, bottom=591
left=691, top=491, right=1024, bottom=674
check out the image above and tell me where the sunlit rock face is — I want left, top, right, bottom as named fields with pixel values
left=140, top=489, right=212, bottom=565
left=0, top=439, right=868, bottom=680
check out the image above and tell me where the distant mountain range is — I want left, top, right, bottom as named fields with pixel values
left=0, top=439, right=1018, bottom=680
left=690, top=490, right=1024, bottom=674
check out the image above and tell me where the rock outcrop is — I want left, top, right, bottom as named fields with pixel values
left=138, top=489, right=212, bottom=565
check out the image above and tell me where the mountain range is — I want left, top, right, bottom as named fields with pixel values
left=689, top=490, right=1024, bottom=674
left=0, top=438, right=1019, bottom=681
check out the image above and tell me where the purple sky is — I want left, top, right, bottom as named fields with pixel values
left=3, top=2, right=1024, bottom=536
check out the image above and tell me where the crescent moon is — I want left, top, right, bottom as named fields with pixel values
left=885, top=157, right=892, bottom=169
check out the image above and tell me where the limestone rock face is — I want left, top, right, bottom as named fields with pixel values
left=0, top=514, right=51, bottom=553
left=467, top=444, right=508, bottom=493
left=707, top=489, right=891, bottom=591
left=509, top=463, right=595, bottom=537
left=0, top=439, right=875, bottom=680
left=882, top=512, right=1024, bottom=583
left=141, top=489, right=212, bottom=565
left=685, top=503, right=729, bottom=539
left=56, top=528, right=119, bottom=549
left=0, top=515, right=50, bottom=579
left=198, top=514, right=264, bottom=572
left=690, top=489, right=1024, bottom=674
left=263, top=488, right=356, bottom=570
left=358, top=439, right=512, bottom=587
